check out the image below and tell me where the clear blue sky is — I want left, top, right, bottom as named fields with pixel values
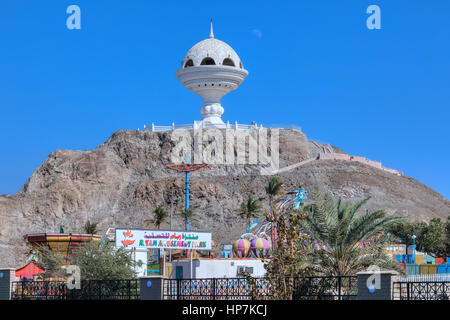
left=0, top=1, right=449, bottom=199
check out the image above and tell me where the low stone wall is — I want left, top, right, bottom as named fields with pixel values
left=318, top=153, right=349, bottom=160
left=383, top=168, right=403, bottom=176
left=318, top=153, right=402, bottom=176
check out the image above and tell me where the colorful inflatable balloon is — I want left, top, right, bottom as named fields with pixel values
left=233, top=239, right=251, bottom=258
left=251, top=238, right=270, bottom=258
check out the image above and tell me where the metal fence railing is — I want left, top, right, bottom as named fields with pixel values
left=293, top=276, right=358, bottom=300
left=11, top=279, right=140, bottom=300
left=392, top=281, right=450, bottom=300
left=163, top=276, right=357, bottom=300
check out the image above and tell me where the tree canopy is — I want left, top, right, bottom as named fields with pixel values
left=70, top=241, right=140, bottom=280
left=239, top=195, right=262, bottom=223
left=387, top=217, right=450, bottom=256
left=83, top=220, right=99, bottom=235
left=35, top=241, right=140, bottom=281
left=300, top=193, right=404, bottom=276
left=145, top=204, right=168, bottom=229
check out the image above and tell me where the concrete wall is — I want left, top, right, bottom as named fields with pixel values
left=318, top=153, right=402, bottom=176
left=318, top=153, right=350, bottom=160
left=366, top=160, right=382, bottom=169
left=383, top=168, right=403, bottom=176
left=171, top=259, right=267, bottom=279
left=350, top=155, right=366, bottom=162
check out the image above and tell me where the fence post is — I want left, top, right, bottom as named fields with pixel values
left=338, top=276, right=342, bottom=300
left=356, top=270, right=398, bottom=300
left=140, top=276, right=166, bottom=300
left=212, top=278, right=216, bottom=300
left=0, top=268, right=16, bottom=300
left=99, top=281, right=102, bottom=300
left=407, top=282, right=410, bottom=300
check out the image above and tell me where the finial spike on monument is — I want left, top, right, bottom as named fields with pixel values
left=209, top=18, right=214, bottom=38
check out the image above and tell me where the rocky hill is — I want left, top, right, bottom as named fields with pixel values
left=0, top=129, right=449, bottom=268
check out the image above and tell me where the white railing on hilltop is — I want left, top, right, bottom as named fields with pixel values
left=141, top=121, right=302, bottom=132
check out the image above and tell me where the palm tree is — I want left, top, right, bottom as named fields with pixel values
left=179, top=207, right=196, bottom=231
left=240, top=195, right=262, bottom=225
left=265, top=176, right=284, bottom=247
left=84, top=220, right=99, bottom=235
left=265, top=176, right=284, bottom=205
left=301, top=193, right=404, bottom=276
left=145, top=205, right=168, bottom=229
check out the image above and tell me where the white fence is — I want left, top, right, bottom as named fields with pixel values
left=395, top=274, right=450, bottom=282
left=141, top=122, right=302, bottom=132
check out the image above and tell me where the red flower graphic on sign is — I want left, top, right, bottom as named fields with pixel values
left=123, top=230, right=134, bottom=238
left=121, top=230, right=135, bottom=247
left=122, top=239, right=135, bottom=247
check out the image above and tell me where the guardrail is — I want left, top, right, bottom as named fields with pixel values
left=142, top=122, right=302, bottom=132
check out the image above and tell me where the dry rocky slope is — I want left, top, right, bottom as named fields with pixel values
left=0, top=129, right=449, bottom=267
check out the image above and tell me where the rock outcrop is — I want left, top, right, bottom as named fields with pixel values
left=0, top=129, right=448, bottom=268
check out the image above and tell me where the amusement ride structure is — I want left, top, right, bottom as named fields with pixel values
left=234, top=189, right=308, bottom=258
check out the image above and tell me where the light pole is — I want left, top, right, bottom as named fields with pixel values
left=168, top=187, right=178, bottom=262
left=164, top=158, right=209, bottom=231
left=412, top=233, right=416, bottom=264
left=164, top=158, right=210, bottom=278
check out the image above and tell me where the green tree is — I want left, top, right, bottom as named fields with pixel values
left=418, top=218, right=447, bottom=255
left=261, top=180, right=312, bottom=299
left=388, top=218, right=449, bottom=255
left=145, top=205, right=168, bottom=229
left=84, top=220, right=99, bottom=235
left=239, top=195, right=262, bottom=224
left=301, top=193, right=403, bottom=276
left=179, top=207, right=196, bottom=231
left=387, top=219, right=426, bottom=248
left=34, top=246, right=67, bottom=280
left=264, top=201, right=312, bottom=299
left=71, top=241, right=140, bottom=280
left=265, top=176, right=284, bottom=247
left=387, top=220, right=412, bottom=244
left=265, top=176, right=284, bottom=205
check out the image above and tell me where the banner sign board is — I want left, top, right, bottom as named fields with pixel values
left=115, top=228, right=212, bottom=250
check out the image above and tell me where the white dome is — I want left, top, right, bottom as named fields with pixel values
left=181, top=37, right=244, bottom=70
left=175, top=22, right=248, bottom=127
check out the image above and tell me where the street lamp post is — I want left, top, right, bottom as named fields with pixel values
left=164, top=158, right=210, bottom=278
left=164, top=158, right=209, bottom=230
left=168, top=187, right=178, bottom=262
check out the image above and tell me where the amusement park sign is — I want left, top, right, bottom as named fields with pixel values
left=115, top=228, right=212, bottom=250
